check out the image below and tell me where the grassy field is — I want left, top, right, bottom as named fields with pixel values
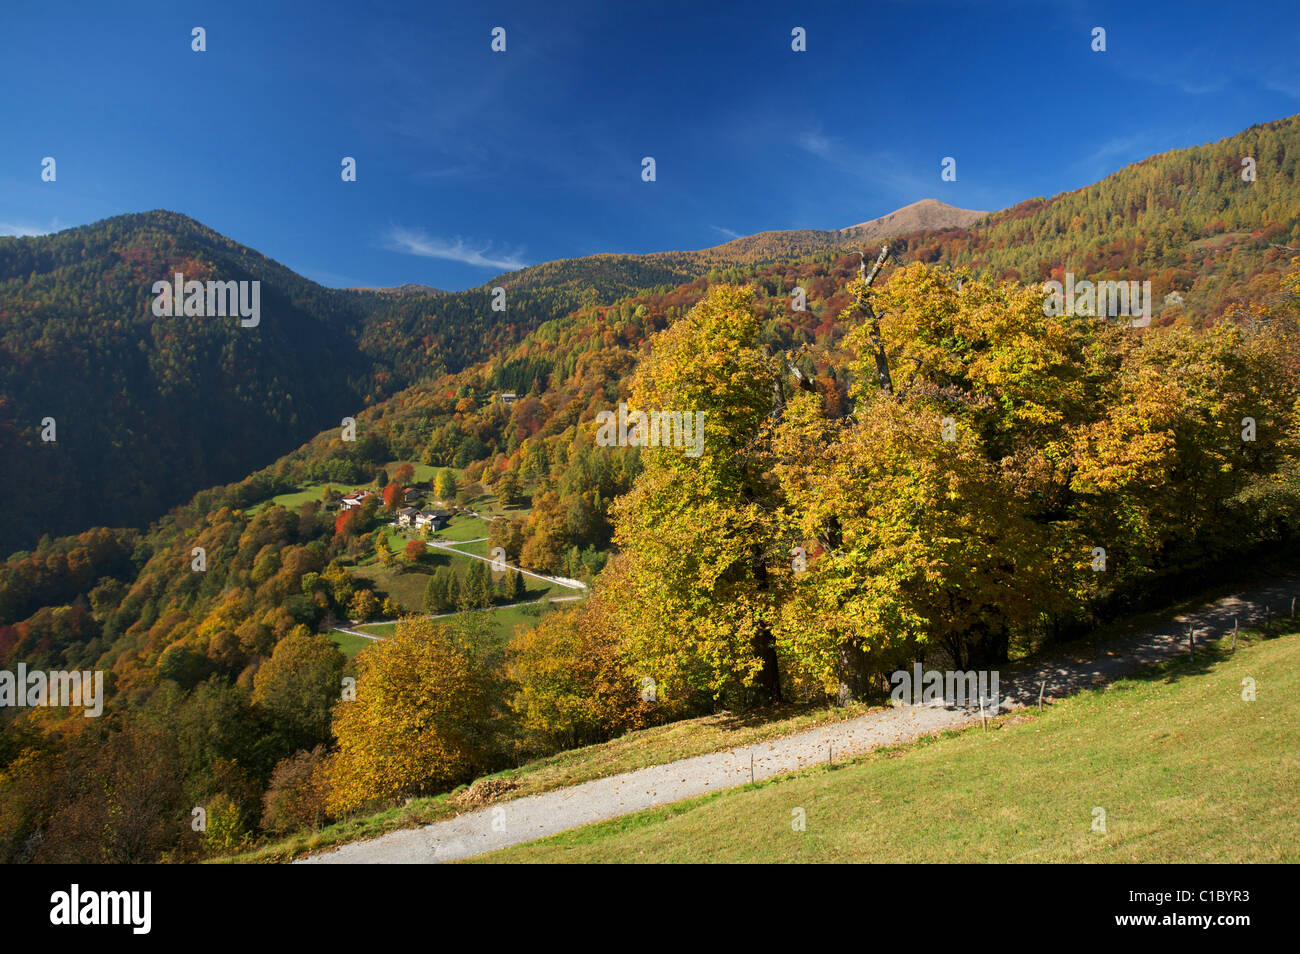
left=382, top=460, right=439, bottom=483
left=465, top=488, right=533, bottom=523
left=245, top=461, right=445, bottom=515
left=351, top=620, right=398, bottom=639
left=223, top=696, right=878, bottom=863
left=349, top=551, right=563, bottom=616
left=478, top=629, right=1300, bottom=863
left=346, top=525, right=483, bottom=613
left=349, top=515, right=574, bottom=616
left=350, top=595, right=578, bottom=647
left=328, top=631, right=376, bottom=659
left=443, top=537, right=490, bottom=558
left=247, top=482, right=334, bottom=515
left=350, top=562, right=433, bottom=613
left=468, top=600, right=555, bottom=646
left=430, top=515, right=491, bottom=542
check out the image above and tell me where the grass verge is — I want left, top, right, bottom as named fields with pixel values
left=477, top=628, right=1298, bottom=863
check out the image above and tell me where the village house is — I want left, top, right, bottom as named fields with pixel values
left=395, top=506, right=420, bottom=528
left=413, top=508, right=452, bottom=531
left=339, top=489, right=374, bottom=511
left=403, top=487, right=422, bottom=504
left=500, top=392, right=518, bottom=407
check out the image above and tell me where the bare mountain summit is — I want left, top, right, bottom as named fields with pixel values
left=658, top=198, right=990, bottom=267
left=840, top=198, right=987, bottom=239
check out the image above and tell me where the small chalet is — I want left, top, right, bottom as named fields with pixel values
left=500, top=392, right=518, bottom=407
left=413, top=508, right=452, bottom=531
left=396, top=506, right=420, bottom=527
left=339, top=490, right=373, bottom=511
left=403, top=487, right=422, bottom=504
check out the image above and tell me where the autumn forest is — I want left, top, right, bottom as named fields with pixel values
left=2, top=110, right=1299, bottom=865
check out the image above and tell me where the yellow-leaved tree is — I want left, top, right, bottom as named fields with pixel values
left=611, top=284, right=788, bottom=706
left=606, top=252, right=1300, bottom=709
left=772, top=260, right=1086, bottom=698
left=506, top=559, right=656, bottom=751
left=327, top=618, right=501, bottom=814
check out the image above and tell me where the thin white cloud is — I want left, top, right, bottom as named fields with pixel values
left=1179, top=77, right=1228, bottom=95
left=416, top=163, right=483, bottom=181
left=383, top=226, right=527, bottom=270
left=710, top=225, right=742, bottom=239
left=795, top=126, right=940, bottom=205
left=1069, top=131, right=1169, bottom=182
left=0, top=220, right=56, bottom=237
left=797, top=130, right=835, bottom=158
left=1083, top=134, right=1148, bottom=164
left=1263, top=75, right=1300, bottom=99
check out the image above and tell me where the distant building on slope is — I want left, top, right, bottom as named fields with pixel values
left=339, top=490, right=374, bottom=511
left=414, top=509, right=452, bottom=531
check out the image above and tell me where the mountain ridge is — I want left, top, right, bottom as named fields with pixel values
left=481, top=198, right=991, bottom=293
left=3, top=111, right=1297, bottom=554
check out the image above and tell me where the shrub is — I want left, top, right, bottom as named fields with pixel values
left=201, top=793, right=250, bottom=856
left=261, top=746, right=332, bottom=833
left=506, top=591, right=654, bottom=752
left=326, top=618, right=502, bottom=814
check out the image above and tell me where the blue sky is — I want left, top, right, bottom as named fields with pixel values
left=2, top=0, right=1298, bottom=291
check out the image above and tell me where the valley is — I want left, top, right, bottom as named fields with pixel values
left=2, top=108, right=1299, bottom=870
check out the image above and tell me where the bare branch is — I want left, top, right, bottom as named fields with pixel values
left=859, top=242, right=892, bottom=288
left=853, top=244, right=895, bottom=395
left=786, top=360, right=817, bottom=394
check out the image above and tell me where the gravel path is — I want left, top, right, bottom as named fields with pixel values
left=423, top=538, right=588, bottom=590
left=330, top=596, right=584, bottom=643
left=297, top=575, right=1300, bottom=864
left=999, top=576, right=1300, bottom=706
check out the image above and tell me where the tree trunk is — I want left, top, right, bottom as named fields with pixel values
left=749, top=541, right=783, bottom=704
left=836, top=642, right=871, bottom=705
left=752, top=621, right=783, bottom=704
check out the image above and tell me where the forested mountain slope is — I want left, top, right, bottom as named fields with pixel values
left=0, top=211, right=385, bottom=553
left=83, top=114, right=1300, bottom=599
left=3, top=113, right=1297, bottom=559
left=0, top=199, right=991, bottom=555
left=929, top=114, right=1300, bottom=316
